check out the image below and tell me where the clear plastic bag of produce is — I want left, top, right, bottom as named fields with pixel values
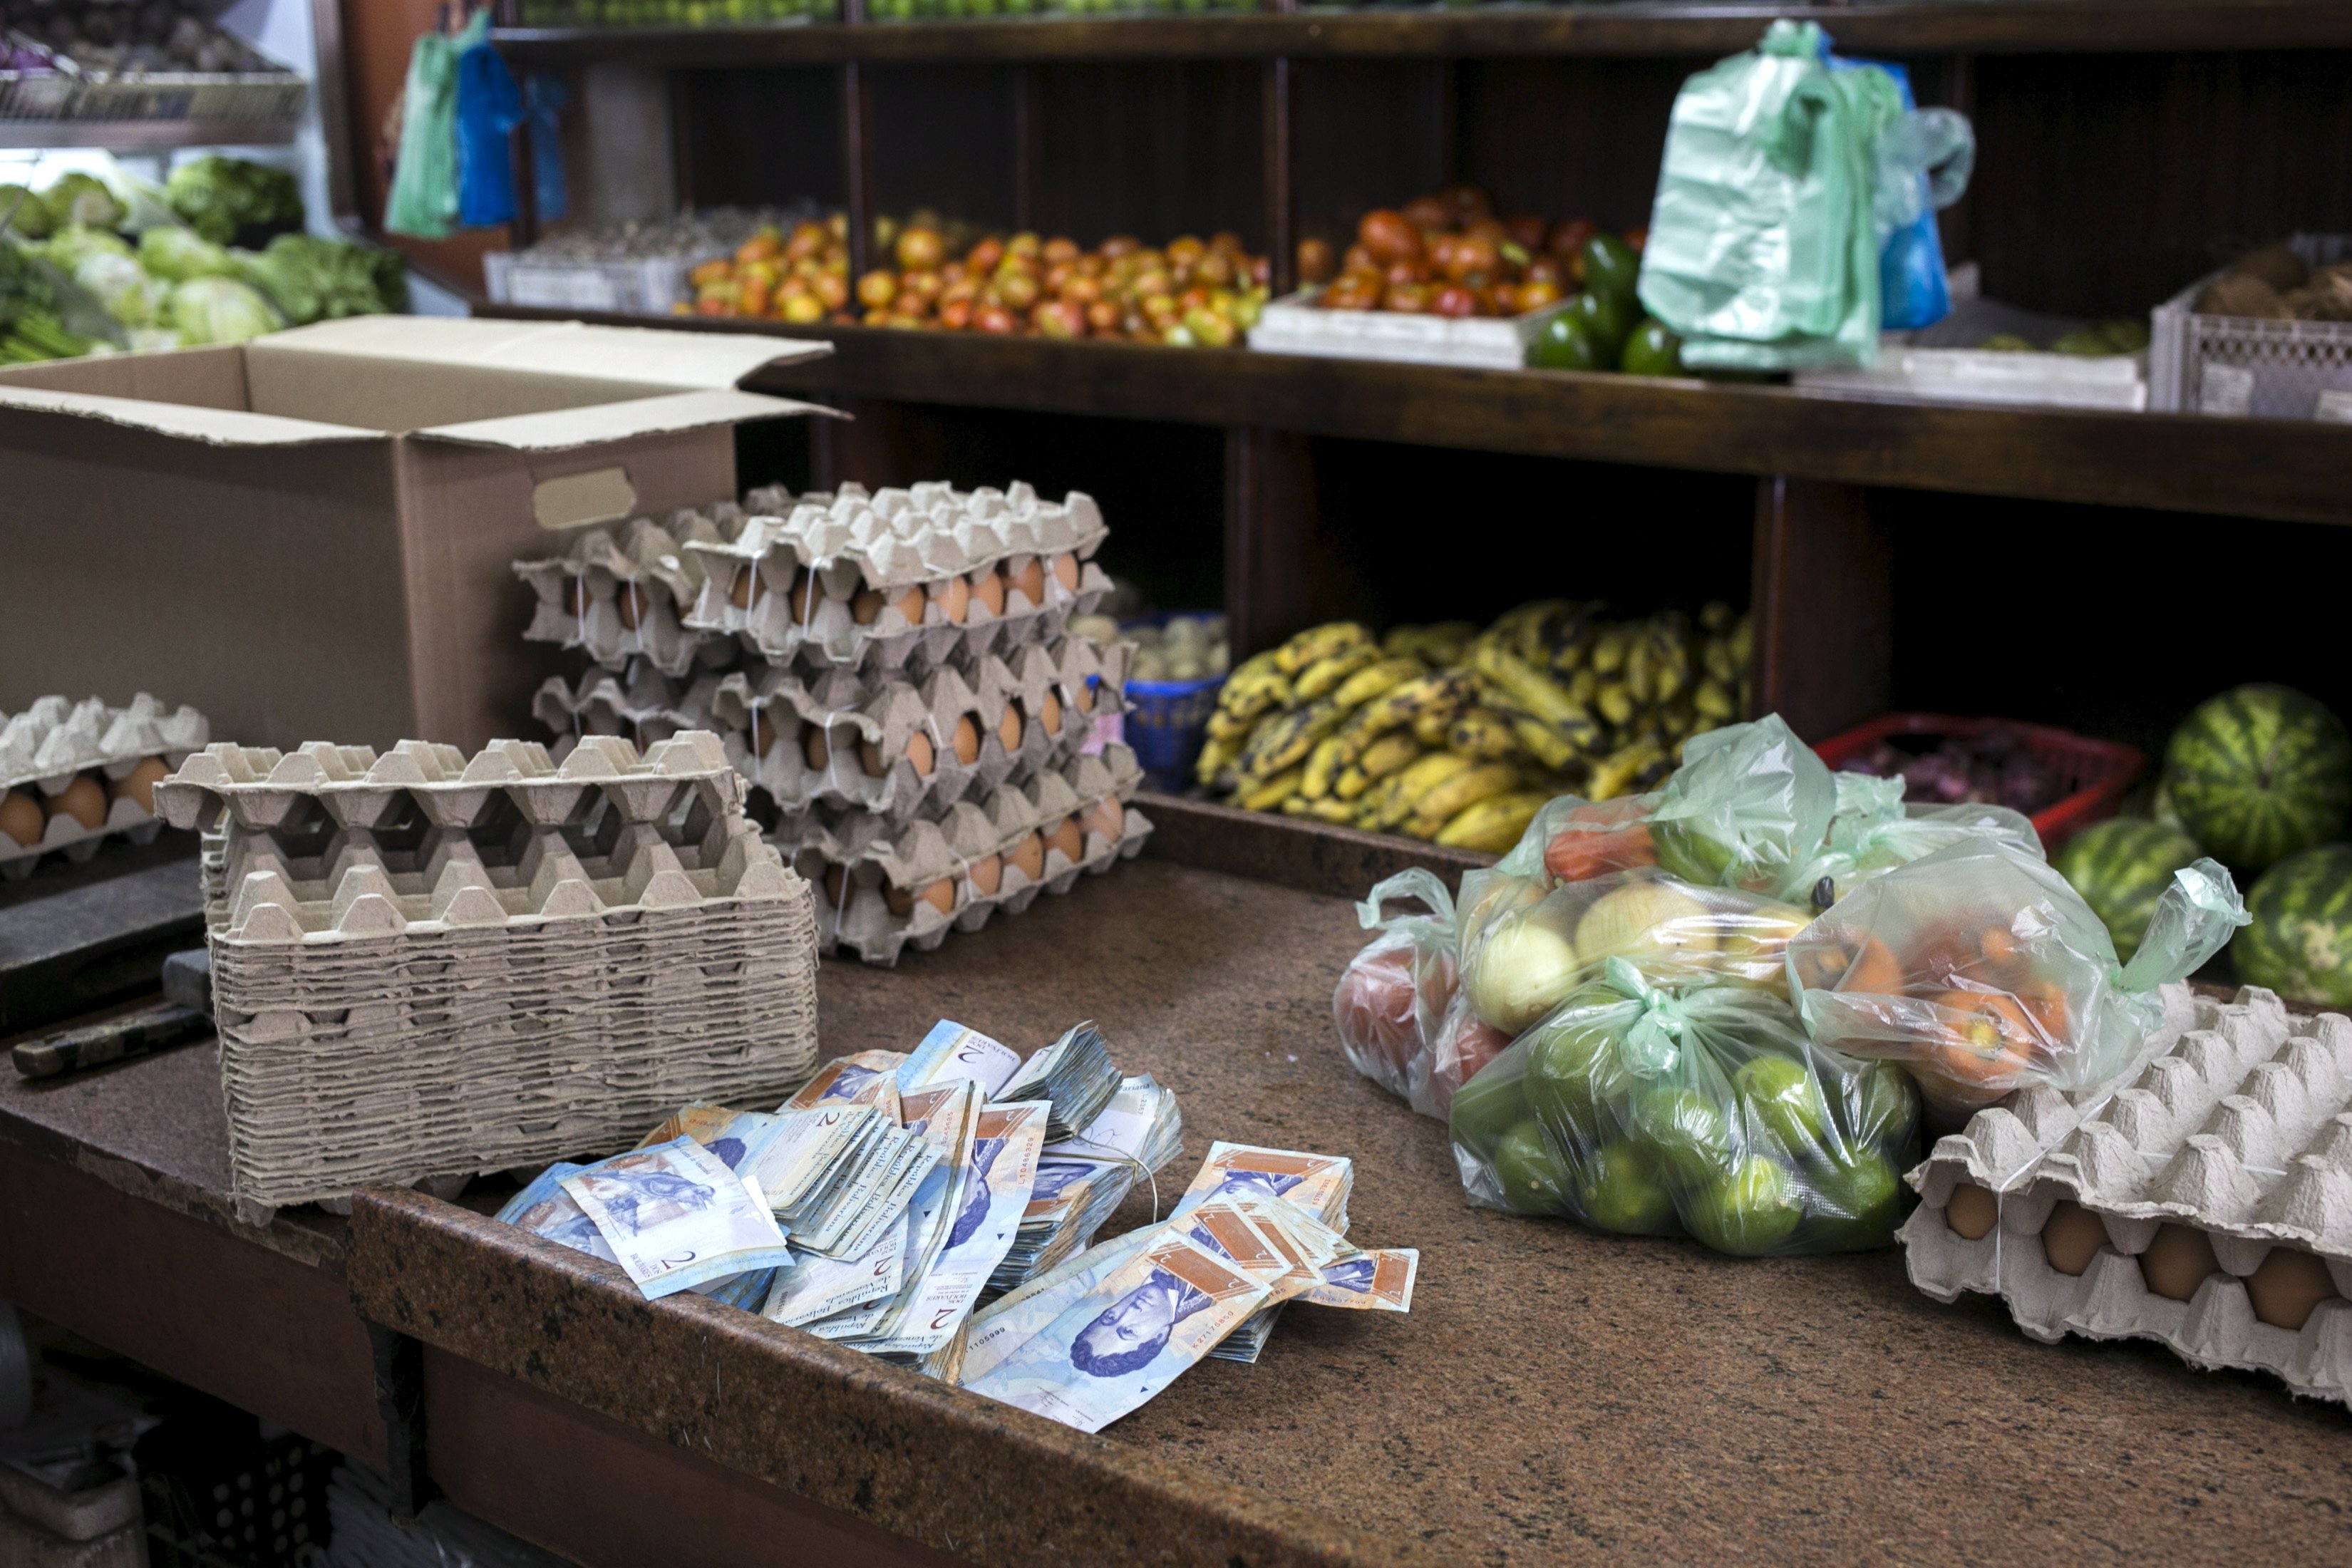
left=1333, top=870, right=1460, bottom=1104
left=1448, top=959, right=1919, bottom=1255
left=1783, top=772, right=2043, bottom=909
left=1788, top=836, right=2247, bottom=1119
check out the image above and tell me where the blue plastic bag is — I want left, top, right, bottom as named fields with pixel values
left=454, top=38, right=521, bottom=228
left=1825, top=51, right=1974, bottom=331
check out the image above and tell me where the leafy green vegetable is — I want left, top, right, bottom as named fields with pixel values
left=0, top=237, right=119, bottom=361
left=232, top=234, right=403, bottom=326
left=166, top=277, right=282, bottom=346
left=40, top=227, right=162, bottom=327
left=0, top=185, right=54, bottom=239
left=139, top=225, right=237, bottom=284
left=165, top=156, right=303, bottom=245
left=41, top=172, right=125, bottom=233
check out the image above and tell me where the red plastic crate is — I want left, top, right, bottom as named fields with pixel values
left=1811, top=713, right=2147, bottom=855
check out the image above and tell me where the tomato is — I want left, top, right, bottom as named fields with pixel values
left=1296, top=237, right=1336, bottom=284
left=1358, top=208, right=1423, bottom=264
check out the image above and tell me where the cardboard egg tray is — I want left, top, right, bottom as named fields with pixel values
left=682, top=480, right=1112, bottom=674
left=780, top=746, right=1151, bottom=966
left=707, top=634, right=1129, bottom=823
left=0, top=693, right=210, bottom=877
left=153, top=732, right=820, bottom=1217
left=531, top=664, right=727, bottom=753
left=515, top=505, right=751, bottom=679
left=1904, top=984, right=2352, bottom=1402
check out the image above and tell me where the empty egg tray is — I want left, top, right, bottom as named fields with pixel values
left=0, top=693, right=210, bottom=875
left=515, top=503, right=751, bottom=679
left=1904, top=984, right=2352, bottom=1402
left=781, top=745, right=1151, bottom=966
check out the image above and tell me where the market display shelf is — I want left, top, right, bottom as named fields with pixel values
left=476, top=304, right=2352, bottom=527
left=0, top=118, right=297, bottom=151
left=492, top=0, right=2352, bottom=64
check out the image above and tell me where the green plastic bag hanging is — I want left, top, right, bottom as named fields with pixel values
left=384, top=10, right=490, bottom=241
left=1636, top=20, right=1904, bottom=372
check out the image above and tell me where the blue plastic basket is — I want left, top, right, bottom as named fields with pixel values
left=1119, top=614, right=1227, bottom=793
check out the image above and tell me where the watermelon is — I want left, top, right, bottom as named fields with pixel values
left=2162, top=684, right=2352, bottom=870
left=2234, top=843, right=2352, bottom=1006
left=2053, top=817, right=2206, bottom=963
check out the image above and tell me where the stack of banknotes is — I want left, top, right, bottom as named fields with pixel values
left=493, top=1017, right=1180, bottom=1376
left=955, top=1142, right=1418, bottom=1430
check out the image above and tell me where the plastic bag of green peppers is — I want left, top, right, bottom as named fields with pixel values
left=1448, top=957, right=1920, bottom=1254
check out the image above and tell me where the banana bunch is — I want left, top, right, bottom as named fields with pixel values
left=1198, top=602, right=1753, bottom=854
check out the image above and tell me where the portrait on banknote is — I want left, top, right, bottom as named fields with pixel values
left=566, top=1152, right=718, bottom=1237
left=1066, top=1266, right=1214, bottom=1378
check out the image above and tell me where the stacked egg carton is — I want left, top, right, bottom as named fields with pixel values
left=155, top=733, right=820, bottom=1218
left=515, top=480, right=1151, bottom=965
left=1904, top=984, right=2352, bottom=1401
left=0, top=693, right=209, bottom=877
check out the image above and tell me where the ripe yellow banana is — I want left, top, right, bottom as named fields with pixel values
left=1275, top=621, right=1372, bottom=675
left=1240, top=765, right=1305, bottom=811
left=1239, top=698, right=1346, bottom=780
left=1301, top=733, right=1346, bottom=799
left=1435, top=790, right=1552, bottom=853
left=1587, top=743, right=1667, bottom=803
left=1589, top=626, right=1629, bottom=676
left=1695, top=679, right=1737, bottom=720
left=1595, top=680, right=1636, bottom=728
left=1510, top=716, right=1584, bottom=773
left=1372, top=752, right=1476, bottom=830
left=1358, top=730, right=1424, bottom=780
left=1195, top=731, right=1244, bottom=785
left=1448, top=708, right=1524, bottom=762
left=1293, top=643, right=1382, bottom=703
left=1408, top=762, right=1522, bottom=835
left=1330, top=656, right=1426, bottom=713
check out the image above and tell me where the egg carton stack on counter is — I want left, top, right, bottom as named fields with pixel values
left=516, top=480, right=1151, bottom=966
left=154, top=733, right=820, bottom=1220
left=0, top=693, right=208, bottom=877
left=1906, top=984, right=2352, bottom=1402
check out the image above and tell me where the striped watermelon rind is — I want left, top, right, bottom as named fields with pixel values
left=2234, top=843, right=2352, bottom=1007
left=2162, top=684, right=2352, bottom=871
left=2054, top=817, right=2205, bottom=964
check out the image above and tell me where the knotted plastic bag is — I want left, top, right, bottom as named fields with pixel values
left=1637, top=20, right=1905, bottom=371
left=385, top=10, right=488, bottom=241
left=1449, top=959, right=1919, bottom=1255
left=1333, top=870, right=1460, bottom=1105
left=1829, top=53, right=1974, bottom=331
left=1782, top=772, right=2043, bottom=910
left=1788, top=837, right=2247, bottom=1119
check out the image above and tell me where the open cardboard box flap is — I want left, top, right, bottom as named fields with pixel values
left=0, top=316, right=835, bottom=448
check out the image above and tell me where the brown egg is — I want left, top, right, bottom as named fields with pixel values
left=615, top=582, right=649, bottom=629
left=1051, top=552, right=1080, bottom=592
left=933, top=575, right=971, bottom=625
left=48, top=774, right=105, bottom=830
left=885, top=877, right=956, bottom=918
left=997, top=705, right=1023, bottom=755
left=787, top=569, right=822, bottom=619
left=728, top=565, right=764, bottom=609
left=821, top=864, right=850, bottom=907
left=1007, top=556, right=1046, bottom=608
left=803, top=725, right=832, bottom=772
left=2246, top=1246, right=2339, bottom=1330
left=968, top=852, right=1003, bottom=897
left=0, top=789, right=42, bottom=846
left=1072, top=676, right=1095, bottom=715
left=1044, top=814, right=1084, bottom=865
left=969, top=568, right=1007, bottom=619
left=1038, top=690, right=1063, bottom=736
left=1944, top=1183, right=1997, bottom=1240
left=2139, top=1222, right=2222, bottom=1302
left=112, top=756, right=172, bottom=814
left=1009, top=831, right=1046, bottom=882
left=852, top=584, right=927, bottom=626
left=950, top=715, right=981, bottom=767
left=1083, top=795, right=1124, bottom=846
left=2040, top=1200, right=2108, bottom=1276
left=863, top=729, right=937, bottom=779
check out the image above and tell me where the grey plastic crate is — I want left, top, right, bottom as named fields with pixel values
left=2150, top=234, right=2352, bottom=419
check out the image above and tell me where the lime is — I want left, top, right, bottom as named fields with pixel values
left=1687, top=1155, right=1804, bottom=1256
left=1619, top=318, right=1683, bottom=376
left=1490, top=1120, right=1571, bottom=1216
left=1566, top=289, right=1634, bottom=361
left=1527, top=312, right=1604, bottom=371
left=1450, top=1064, right=1530, bottom=1161
left=1525, top=1016, right=1626, bottom=1144
left=1837, top=1060, right=1919, bottom=1155
left=1631, top=1085, right=1734, bottom=1189
left=1803, top=1148, right=1904, bottom=1249
left=1734, top=1053, right=1831, bottom=1157
left=1582, top=233, right=1642, bottom=305
left=1577, top=1139, right=1679, bottom=1234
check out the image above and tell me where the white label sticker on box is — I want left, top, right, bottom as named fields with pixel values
left=2315, top=388, right=2352, bottom=424
left=2198, top=362, right=2256, bottom=417
left=534, top=467, right=637, bottom=530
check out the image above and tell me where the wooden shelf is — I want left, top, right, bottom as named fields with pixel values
left=480, top=304, right=2352, bottom=526
left=494, top=1, right=2352, bottom=66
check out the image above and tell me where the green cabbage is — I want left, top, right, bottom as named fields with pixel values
left=231, top=234, right=403, bottom=326
left=0, top=185, right=53, bottom=239
left=165, top=156, right=303, bottom=245
left=165, top=277, right=282, bottom=346
left=41, top=172, right=125, bottom=233
left=41, top=229, right=161, bottom=327
left=138, top=225, right=237, bottom=284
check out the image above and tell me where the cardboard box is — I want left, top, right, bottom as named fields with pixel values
left=0, top=319, right=835, bottom=753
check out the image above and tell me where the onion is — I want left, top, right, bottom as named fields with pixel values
left=1465, top=915, right=1581, bottom=1034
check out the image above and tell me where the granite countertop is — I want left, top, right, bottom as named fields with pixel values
left=13, top=850, right=2352, bottom=1564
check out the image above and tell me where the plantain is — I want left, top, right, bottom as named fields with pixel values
left=1648, top=616, right=1691, bottom=705
left=1293, top=642, right=1382, bottom=703
left=1471, top=640, right=1597, bottom=734
left=1435, top=790, right=1552, bottom=853
left=1238, top=698, right=1346, bottom=780
left=1371, top=752, right=1477, bottom=830
left=1333, top=671, right=1456, bottom=764
left=1586, top=742, right=1667, bottom=803
left=1381, top=624, right=1427, bottom=659
left=1702, top=634, right=1738, bottom=687
left=1239, top=765, right=1306, bottom=811
left=1358, top=730, right=1424, bottom=781
left=1420, top=621, right=1480, bottom=668
left=1448, top=707, right=1525, bottom=762
left=1728, top=614, right=1753, bottom=671
left=1698, top=599, right=1735, bottom=635
left=1207, top=705, right=1269, bottom=744
left=1330, top=656, right=1426, bottom=713
left=1510, top=716, right=1587, bottom=774
left=1401, top=672, right=1475, bottom=748
left=1294, top=795, right=1360, bottom=825
left=1215, top=663, right=1293, bottom=729
left=1595, top=680, right=1637, bottom=728
left=1565, top=666, right=1599, bottom=707
left=1408, top=761, right=1524, bottom=835
left=1334, top=765, right=1371, bottom=800
left=1624, top=632, right=1656, bottom=706
left=1301, top=734, right=1347, bottom=799
left=1195, top=731, right=1246, bottom=785
left=1275, top=621, right=1372, bottom=676
left=1694, top=678, right=1738, bottom=721
left=1589, top=625, right=1630, bottom=676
